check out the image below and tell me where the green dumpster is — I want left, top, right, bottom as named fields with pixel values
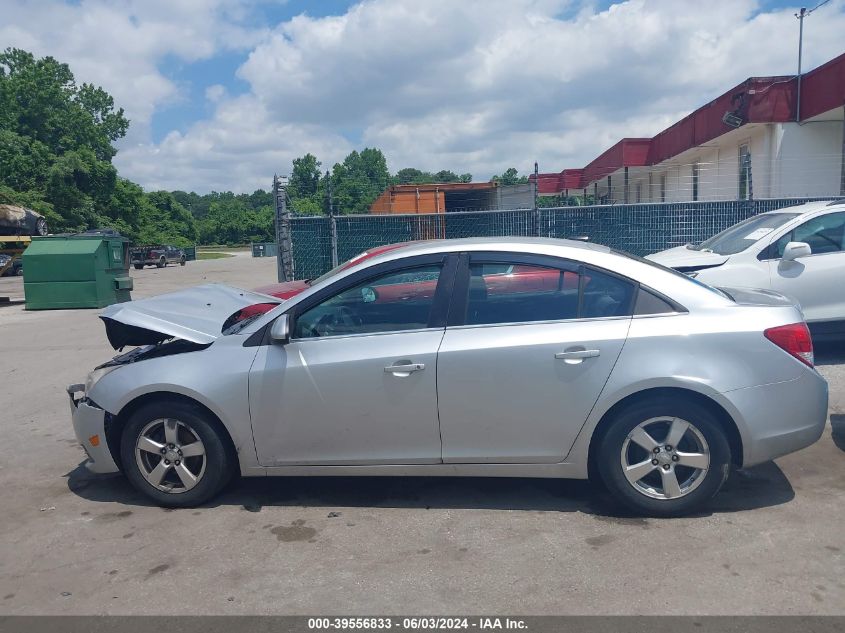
left=23, top=235, right=133, bottom=310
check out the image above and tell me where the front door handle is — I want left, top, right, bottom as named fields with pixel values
left=555, top=349, right=600, bottom=361
left=384, top=362, right=425, bottom=374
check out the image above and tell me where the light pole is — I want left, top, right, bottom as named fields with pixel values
left=796, top=7, right=806, bottom=122
left=795, top=0, right=832, bottom=123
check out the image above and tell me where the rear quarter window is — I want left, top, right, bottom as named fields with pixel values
left=634, top=289, right=680, bottom=315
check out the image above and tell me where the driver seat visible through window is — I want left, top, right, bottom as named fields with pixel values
left=294, top=264, right=442, bottom=338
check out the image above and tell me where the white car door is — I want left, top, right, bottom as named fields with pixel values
left=248, top=254, right=455, bottom=466
left=436, top=254, right=634, bottom=464
left=765, top=211, right=845, bottom=324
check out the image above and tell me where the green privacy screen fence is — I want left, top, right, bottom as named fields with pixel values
left=287, top=197, right=841, bottom=280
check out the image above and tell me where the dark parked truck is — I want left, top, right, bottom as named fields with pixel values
left=130, top=245, right=186, bottom=269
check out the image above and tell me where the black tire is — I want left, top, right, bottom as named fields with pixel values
left=156, top=257, right=166, bottom=268
left=34, top=217, right=48, bottom=236
left=120, top=399, right=234, bottom=507
left=596, top=397, right=731, bottom=517
left=134, top=263, right=144, bottom=270
left=180, top=256, right=186, bottom=266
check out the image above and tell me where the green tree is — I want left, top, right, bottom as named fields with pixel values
left=197, top=196, right=272, bottom=245
left=0, top=48, right=128, bottom=161
left=394, top=167, right=433, bottom=184
left=0, top=47, right=131, bottom=233
left=137, top=191, right=198, bottom=246
left=491, top=167, right=529, bottom=186
left=331, top=148, right=391, bottom=214
left=289, top=153, right=322, bottom=200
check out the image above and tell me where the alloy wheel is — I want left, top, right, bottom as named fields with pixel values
left=135, top=418, right=207, bottom=493
left=620, top=416, right=710, bottom=500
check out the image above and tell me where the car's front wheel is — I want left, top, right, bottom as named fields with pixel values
left=120, top=399, right=234, bottom=507
left=596, top=398, right=731, bottom=517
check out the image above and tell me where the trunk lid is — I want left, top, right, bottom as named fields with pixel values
left=100, top=283, right=281, bottom=349
left=718, top=286, right=801, bottom=310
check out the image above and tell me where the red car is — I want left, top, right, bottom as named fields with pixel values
left=237, top=242, right=579, bottom=321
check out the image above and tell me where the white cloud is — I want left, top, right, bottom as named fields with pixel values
left=116, top=96, right=352, bottom=192
left=205, top=84, right=227, bottom=103
left=0, top=0, right=268, bottom=136
left=3, top=0, right=845, bottom=192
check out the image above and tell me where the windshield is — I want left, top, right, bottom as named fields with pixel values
left=309, top=260, right=352, bottom=287
left=308, top=249, right=383, bottom=286
left=692, top=213, right=799, bottom=255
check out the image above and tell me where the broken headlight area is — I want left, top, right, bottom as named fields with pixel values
left=95, top=338, right=211, bottom=371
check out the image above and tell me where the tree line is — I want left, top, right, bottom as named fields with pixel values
left=1, top=48, right=535, bottom=246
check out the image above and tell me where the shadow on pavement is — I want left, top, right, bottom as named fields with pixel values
left=814, top=340, right=845, bottom=366
left=66, top=458, right=794, bottom=519
left=831, top=414, right=845, bottom=452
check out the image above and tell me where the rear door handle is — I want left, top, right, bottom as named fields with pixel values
left=384, top=363, right=425, bottom=374
left=555, top=349, right=600, bottom=360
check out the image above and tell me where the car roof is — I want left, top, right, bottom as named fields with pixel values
left=760, top=200, right=845, bottom=217
left=366, top=236, right=612, bottom=260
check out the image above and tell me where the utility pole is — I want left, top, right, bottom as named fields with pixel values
left=533, top=161, right=540, bottom=237
left=796, top=7, right=806, bottom=122
left=273, top=174, right=293, bottom=283
left=795, top=1, right=831, bottom=122
left=327, top=170, right=338, bottom=268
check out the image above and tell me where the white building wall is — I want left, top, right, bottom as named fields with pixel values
left=620, top=121, right=842, bottom=203
left=573, top=118, right=843, bottom=206
left=772, top=120, right=844, bottom=197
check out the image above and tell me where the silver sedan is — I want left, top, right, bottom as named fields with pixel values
left=68, top=238, right=828, bottom=516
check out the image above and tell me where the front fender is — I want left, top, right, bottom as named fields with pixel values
left=87, top=342, right=260, bottom=469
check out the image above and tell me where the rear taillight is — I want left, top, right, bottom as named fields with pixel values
left=764, top=322, right=814, bottom=367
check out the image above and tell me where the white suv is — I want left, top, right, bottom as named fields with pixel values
left=648, top=200, right=845, bottom=341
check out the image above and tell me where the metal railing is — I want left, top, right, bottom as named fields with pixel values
left=282, top=197, right=842, bottom=279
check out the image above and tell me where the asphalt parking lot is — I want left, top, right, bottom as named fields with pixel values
left=0, top=252, right=843, bottom=615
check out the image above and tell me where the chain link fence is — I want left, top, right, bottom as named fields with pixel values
left=279, top=197, right=841, bottom=279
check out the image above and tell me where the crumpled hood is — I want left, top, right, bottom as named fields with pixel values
left=100, top=283, right=281, bottom=349
left=646, top=245, right=730, bottom=270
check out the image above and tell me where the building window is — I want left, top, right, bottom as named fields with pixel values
left=738, top=144, right=751, bottom=200
left=660, top=174, right=667, bottom=202
left=636, top=182, right=642, bottom=203
left=692, top=163, right=699, bottom=201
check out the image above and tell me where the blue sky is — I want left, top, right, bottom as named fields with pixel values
left=3, top=0, right=843, bottom=192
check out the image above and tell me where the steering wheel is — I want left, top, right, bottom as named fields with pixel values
left=312, top=307, right=363, bottom=337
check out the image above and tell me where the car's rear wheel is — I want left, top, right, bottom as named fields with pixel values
left=596, top=398, right=730, bottom=517
left=134, top=263, right=144, bottom=270
left=156, top=256, right=166, bottom=268
left=180, top=256, right=186, bottom=266
left=120, top=400, right=234, bottom=507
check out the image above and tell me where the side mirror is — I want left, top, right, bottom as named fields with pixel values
left=782, top=241, right=811, bottom=262
left=270, top=314, right=290, bottom=344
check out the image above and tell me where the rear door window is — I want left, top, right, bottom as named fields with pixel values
left=459, top=256, right=636, bottom=326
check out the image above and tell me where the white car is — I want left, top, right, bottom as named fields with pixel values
left=648, top=200, right=845, bottom=341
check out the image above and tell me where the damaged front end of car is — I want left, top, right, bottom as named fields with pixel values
left=68, top=283, right=282, bottom=474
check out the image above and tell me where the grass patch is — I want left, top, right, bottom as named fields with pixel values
left=198, top=244, right=251, bottom=251
left=196, top=251, right=235, bottom=260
